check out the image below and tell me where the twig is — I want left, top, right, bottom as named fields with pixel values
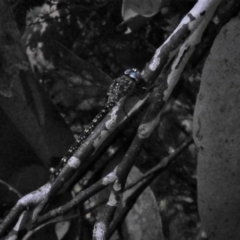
left=36, top=167, right=118, bottom=225
left=22, top=213, right=81, bottom=240
left=125, top=137, right=193, bottom=191
left=163, top=0, right=221, bottom=101
left=0, top=179, right=22, bottom=198
left=0, top=183, right=51, bottom=237
left=107, top=174, right=156, bottom=240
left=142, top=0, right=222, bottom=85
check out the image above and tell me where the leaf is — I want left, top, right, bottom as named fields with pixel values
left=193, top=16, right=240, bottom=240
left=122, top=0, right=162, bottom=20
left=122, top=167, right=164, bottom=240
left=117, top=14, right=149, bottom=34
left=55, top=221, right=70, bottom=240
left=120, top=0, right=162, bottom=33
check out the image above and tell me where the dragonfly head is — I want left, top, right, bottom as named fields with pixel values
left=124, top=68, right=142, bottom=83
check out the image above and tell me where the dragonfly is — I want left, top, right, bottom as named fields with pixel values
left=25, top=40, right=145, bottom=181
left=51, top=67, right=143, bottom=180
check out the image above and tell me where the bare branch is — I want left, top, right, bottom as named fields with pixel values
left=125, top=137, right=193, bottom=191
left=142, top=0, right=222, bottom=85
left=0, top=179, right=22, bottom=198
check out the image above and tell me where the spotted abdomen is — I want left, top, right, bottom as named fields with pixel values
left=50, top=68, right=142, bottom=181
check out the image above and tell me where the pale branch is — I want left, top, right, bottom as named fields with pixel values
left=36, top=167, right=118, bottom=225
left=107, top=174, right=156, bottom=240
left=0, top=183, right=51, bottom=238
left=164, top=0, right=220, bottom=101
left=4, top=212, right=26, bottom=240
left=93, top=83, right=168, bottom=240
left=142, top=0, right=222, bottom=85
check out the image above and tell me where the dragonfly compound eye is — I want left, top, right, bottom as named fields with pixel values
left=124, top=68, right=141, bottom=82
